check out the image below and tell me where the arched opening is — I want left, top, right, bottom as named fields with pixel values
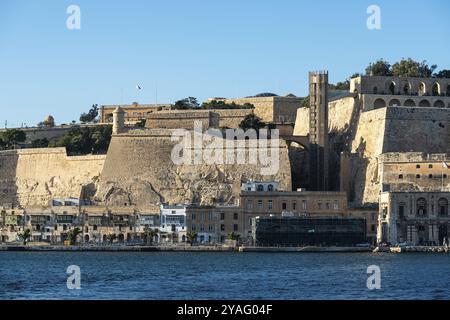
left=182, top=235, right=186, bottom=242
left=438, top=198, right=448, bottom=216
left=404, top=99, right=416, bottom=107
left=84, top=234, right=90, bottom=242
left=374, top=98, right=386, bottom=109
left=373, top=86, right=378, bottom=94
left=389, top=99, right=401, bottom=107
left=403, top=82, right=411, bottom=95
left=419, top=82, right=426, bottom=96
left=432, top=83, right=440, bottom=96
left=268, top=184, right=274, bottom=192
left=388, top=81, right=396, bottom=95
left=416, top=198, right=427, bottom=216
left=102, top=234, right=107, bottom=242
left=434, top=100, right=445, bottom=108
left=447, top=84, right=450, bottom=96
left=118, top=233, right=125, bottom=243
left=439, top=225, right=448, bottom=245
left=419, top=100, right=431, bottom=107
left=257, top=185, right=264, bottom=192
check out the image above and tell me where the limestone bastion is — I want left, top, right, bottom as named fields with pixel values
left=94, top=129, right=292, bottom=208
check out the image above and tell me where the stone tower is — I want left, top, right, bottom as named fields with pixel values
left=308, top=71, right=329, bottom=191
left=112, top=106, right=125, bottom=134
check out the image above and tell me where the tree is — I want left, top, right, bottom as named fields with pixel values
left=135, top=119, right=146, bottom=128
left=143, top=226, right=158, bottom=245
left=329, top=73, right=361, bottom=91
left=227, top=232, right=241, bottom=242
left=392, top=58, right=436, bottom=78
left=31, top=138, right=49, bottom=148
left=174, top=97, right=200, bottom=110
left=106, top=233, right=117, bottom=244
left=365, top=59, right=392, bottom=76
left=67, top=227, right=82, bottom=245
left=186, top=231, right=198, bottom=246
left=18, top=229, right=32, bottom=245
left=239, top=114, right=267, bottom=131
left=434, top=69, right=450, bottom=78
left=80, top=104, right=99, bottom=123
left=201, top=100, right=254, bottom=110
left=0, top=129, right=26, bottom=150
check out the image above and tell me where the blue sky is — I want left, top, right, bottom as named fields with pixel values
left=0, top=0, right=449, bottom=127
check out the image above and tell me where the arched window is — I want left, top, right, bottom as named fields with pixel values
left=257, top=185, right=264, bottom=192
left=389, top=99, right=401, bottom=107
left=417, top=198, right=427, bottom=216
left=374, top=98, right=386, bottom=109
left=373, top=86, right=378, bottom=94
left=433, top=100, right=445, bottom=108
left=388, top=81, right=396, bottom=95
left=432, top=83, right=440, bottom=96
left=419, top=82, right=426, bottom=96
left=404, top=99, right=416, bottom=107
left=267, top=184, right=274, bottom=192
left=403, top=82, right=411, bottom=95
left=419, top=100, right=431, bottom=107
left=438, top=198, right=448, bottom=216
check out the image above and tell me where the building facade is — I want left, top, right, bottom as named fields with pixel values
left=378, top=191, right=450, bottom=245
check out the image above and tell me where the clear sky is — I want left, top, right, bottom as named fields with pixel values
left=0, top=0, right=449, bottom=127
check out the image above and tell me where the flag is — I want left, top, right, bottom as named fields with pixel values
left=136, top=84, right=142, bottom=90
left=443, top=162, right=449, bottom=169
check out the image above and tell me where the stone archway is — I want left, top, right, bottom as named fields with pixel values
left=404, top=99, right=415, bottom=107
left=432, top=82, right=440, bottom=96
left=419, top=100, right=431, bottom=107
left=434, top=100, right=445, bottom=108
left=389, top=99, right=401, bottom=107
left=374, top=98, right=386, bottom=109
left=439, top=225, right=448, bottom=245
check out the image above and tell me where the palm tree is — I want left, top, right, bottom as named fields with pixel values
left=227, top=232, right=241, bottom=242
left=186, top=231, right=198, bottom=246
left=143, top=226, right=158, bottom=245
left=106, top=233, right=117, bottom=244
left=67, top=227, right=82, bottom=245
left=18, top=229, right=32, bottom=245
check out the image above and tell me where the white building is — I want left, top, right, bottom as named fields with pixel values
left=160, top=205, right=187, bottom=243
left=241, top=181, right=279, bottom=192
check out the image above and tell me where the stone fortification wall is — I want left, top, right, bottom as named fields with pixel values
left=95, top=129, right=292, bottom=208
left=0, top=148, right=105, bottom=207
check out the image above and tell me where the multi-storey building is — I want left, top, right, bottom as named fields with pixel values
left=159, top=205, right=187, bottom=243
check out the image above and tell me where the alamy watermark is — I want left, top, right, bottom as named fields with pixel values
left=366, top=265, right=381, bottom=290
left=170, top=121, right=280, bottom=176
left=66, top=5, right=81, bottom=30
left=367, top=5, right=381, bottom=30
left=66, top=265, right=81, bottom=290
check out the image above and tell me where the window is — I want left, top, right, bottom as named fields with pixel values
left=416, top=174, right=421, bottom=179
left=268, top=200, right=273, bottom=211
left=292, top=202, right=297, bottom=210
left=416, top=164, right=421, bottom=169
left=233, top=213, right=239, bottom=220
left=417, top=198, right=427, bottom=216
left=201, top=213, right=205, bottom=221
left=191, top=213, right=196, bottom=220
left=200, top=224, right=205, bottom=232
left=257, top=200, right=263, bottom=210
left=220, top=212, right=225, bottom=220
left=257, top=185, right=264, bottom=192
left=267, top=184, right=274, bottom=192
left=438, top=198, right=448, bottom=216
left=191, top=224, right=196, bottom=231
left=220, top=224, right=225, bottom=231
left=429, top=164, right=433, bottom=169
left=302, top=200, right=307, bottom=210
left=326, top=202, right=330, bottom=210
left=398, top=174, right=403, bottom=179
left=371, top=213, right=376, bottom=221
left=333, top=201, right=339, bottom=210
left=318, top=202, right=322, bottom=210
left=282, top=202, right=287, bottom=210
left=208, top=212, right=213, bottom=220
left=246, top=200, right=253, bottom=210
left=233, top=224, right=238, bottom=232
left=208, top=225, right=214, bottom=232
left=429, top=174, right=433, bottom=179
left=371, top=225, right=376, bottom=232
left=399, top=205, right=405, bottom=219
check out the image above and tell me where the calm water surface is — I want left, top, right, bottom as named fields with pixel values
left=0, top=252, right=449, bottom=300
